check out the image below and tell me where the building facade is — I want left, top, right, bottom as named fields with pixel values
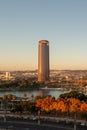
left=38, top=40, right=49, bottom=82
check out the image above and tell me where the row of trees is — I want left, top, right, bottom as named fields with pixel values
left=36, top=96, right=87, bottom=113
left=59, top=91, right=87, bottom=101
left=1, top=92, right=87, bottom=130
left=1, top=91, right=87, bottom=117
left=7, top=95, right=87, bottom=120
left=0, top=79, right=40, bottom=90
left=35, top=95, right=87, bottom=130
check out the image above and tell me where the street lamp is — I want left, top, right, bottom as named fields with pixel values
left=2, top=95, right=8, bottom=122
left=38, top=110, right=40, bottom=125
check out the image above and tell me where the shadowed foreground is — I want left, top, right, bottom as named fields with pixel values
left=0, top=119, right=87, bottom=130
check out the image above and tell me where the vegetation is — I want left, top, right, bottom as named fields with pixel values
left=59, top=91, right=87, bottom=101
left=0, top=79, right=41, bottom=90
left=35, top=96, right=87, bottom=120
left=1, top=91, right=87, bottom=121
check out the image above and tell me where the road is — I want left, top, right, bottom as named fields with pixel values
left=0, top=112, right=87, bottom=124
left=0, top=112, right=87, bottom=130
left=0, top=121, right=72, bottom=130
left=0, top=117, right=87, bottom=130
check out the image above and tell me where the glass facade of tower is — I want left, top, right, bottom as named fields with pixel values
left=38, top=40, right=49, bottom=82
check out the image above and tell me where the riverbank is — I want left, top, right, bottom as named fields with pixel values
left=0, top=87, right=40, bottom=91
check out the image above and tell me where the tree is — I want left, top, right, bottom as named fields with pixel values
left=23, top=92, right=27, bottom=100
left=59, top=91, right=85, bottom=101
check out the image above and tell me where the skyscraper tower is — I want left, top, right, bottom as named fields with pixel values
left=38, top=40, right=49, bottom=82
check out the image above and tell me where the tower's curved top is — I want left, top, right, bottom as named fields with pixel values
left=39, top=40, right=49, bottom=45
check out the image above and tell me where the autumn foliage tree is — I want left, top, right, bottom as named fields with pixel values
left=36, top=96, right=54, bottom=112
left=36, top=96, right=87, bottom=118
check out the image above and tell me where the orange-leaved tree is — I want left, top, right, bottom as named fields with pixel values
left=36, top=96, right=54, bottom=112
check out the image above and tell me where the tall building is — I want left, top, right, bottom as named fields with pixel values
left=38, top=40, right=49, bottom=82
left=5, top=72, right=10, bottom=80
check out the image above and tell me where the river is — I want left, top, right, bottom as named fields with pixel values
left=0, top=89, right=70, bottom=99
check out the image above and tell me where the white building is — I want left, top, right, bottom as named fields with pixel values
left=6, top=72, right=10, bottom=80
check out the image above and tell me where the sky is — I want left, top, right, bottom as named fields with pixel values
left=0, top=0, right=87, bottom=71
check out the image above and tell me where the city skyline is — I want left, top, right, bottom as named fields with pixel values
left=0, top=0, right=87, bottom=70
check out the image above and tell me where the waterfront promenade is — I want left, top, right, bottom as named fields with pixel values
left=0, top=112, right=86, bottom=124
left=0, top=112, right=87, bottom=130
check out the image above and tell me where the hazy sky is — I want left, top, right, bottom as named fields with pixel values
left=0, top=0, right=87, bottom=70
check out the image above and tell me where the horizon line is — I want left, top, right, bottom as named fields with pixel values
left=1, top=69, right=87, bottom=72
